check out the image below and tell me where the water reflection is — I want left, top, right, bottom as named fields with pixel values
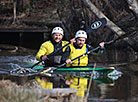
left=1, top=55, right=137, bottom=102
left=35, top=73, right=119, bottom=98
left=88, top=63, right=138, bottom=102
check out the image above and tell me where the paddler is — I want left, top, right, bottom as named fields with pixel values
left=61, top=30, right=105, bottom=67
left=61, top=30, right=105, bottom=97
left=36, top=27, right=75, bottom=67
left=35, top=27, right=75, bottom=89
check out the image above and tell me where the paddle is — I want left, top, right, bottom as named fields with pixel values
left=30, top=18, right=107, bottom=69
left=41, top=31, right=137, bottom=73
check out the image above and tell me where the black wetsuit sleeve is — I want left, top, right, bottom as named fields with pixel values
left=61, top=46, right=71, bottom=63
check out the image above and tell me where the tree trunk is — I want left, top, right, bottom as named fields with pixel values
left=81, top=0, right=138, bottom=52
left=13, top=1, right=16, bottom=24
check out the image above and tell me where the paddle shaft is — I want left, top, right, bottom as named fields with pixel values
left=58, top=31, right=137, bottom=68
left=31, top=30, right=134, bottom=68
left=58, top=42, right=111, bottom=68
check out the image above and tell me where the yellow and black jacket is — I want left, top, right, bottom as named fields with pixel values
left=36, top=40, right=69, bottom=66
left=61, top=43, right=104, bottom=67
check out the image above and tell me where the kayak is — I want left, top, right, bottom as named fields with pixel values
left=0, top=63, right=115, bottom=77
left=55, top=66, right=115, bottom=74
left=28, top=63, right=115, bottom=74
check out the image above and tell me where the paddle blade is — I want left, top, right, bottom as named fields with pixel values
left=86, top=18, right=107, bottom=33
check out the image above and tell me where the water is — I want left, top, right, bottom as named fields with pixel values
left=0, top=55, right=138, bottom=102
left=87, top=62, right=138, bottom=102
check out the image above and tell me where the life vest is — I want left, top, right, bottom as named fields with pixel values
left=36, top=40, right=69, bottom=61
left=67, top=44, right=88, bottom=66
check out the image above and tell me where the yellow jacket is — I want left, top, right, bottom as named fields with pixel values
left=67, top=44, right=88, bottom=66
left=36, top=40, right=69, bottom=61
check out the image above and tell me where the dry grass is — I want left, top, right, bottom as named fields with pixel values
left=0, top=79, right=78, bottom=102
left=0, top=80, right=46, bottom=102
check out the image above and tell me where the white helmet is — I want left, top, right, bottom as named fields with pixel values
left=51, top=27, right=64, bottom=35
left=75, top=30, right=87, bottom=39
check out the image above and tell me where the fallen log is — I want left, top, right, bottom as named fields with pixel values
left=81, top=0, right=138, bottom=52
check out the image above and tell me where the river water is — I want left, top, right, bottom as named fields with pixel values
left=0, top=53, right=138, bottom=102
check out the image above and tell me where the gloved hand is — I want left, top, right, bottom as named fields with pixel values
left=41, top=55, right=49, bottom=61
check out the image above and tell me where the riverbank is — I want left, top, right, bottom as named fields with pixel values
left=0, top=79, right=78, bottom=102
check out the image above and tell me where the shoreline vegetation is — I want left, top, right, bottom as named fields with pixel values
left=0, top=79, right=78, bottom=102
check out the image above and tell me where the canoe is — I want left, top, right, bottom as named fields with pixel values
left=28, top=63, right=115, bottom=74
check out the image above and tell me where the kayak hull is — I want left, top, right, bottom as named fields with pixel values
left=28, top=63, right=115, bottom=74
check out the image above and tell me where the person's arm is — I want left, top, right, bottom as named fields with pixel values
left=87, top=42, right=104, bottom=55
left=91, top=47, right=104, bottom=55
left=36, top=43, right=48, bottom=61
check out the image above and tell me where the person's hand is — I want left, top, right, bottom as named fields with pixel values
left=99, top=42, right=104, bottom=47
left=70, top=38, right=76, bottom=44
left=41, top=56, right=49, bottom=61
left=66, top=59, right=72, bottom=64
left=65, top=80, right=72, bottom=85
